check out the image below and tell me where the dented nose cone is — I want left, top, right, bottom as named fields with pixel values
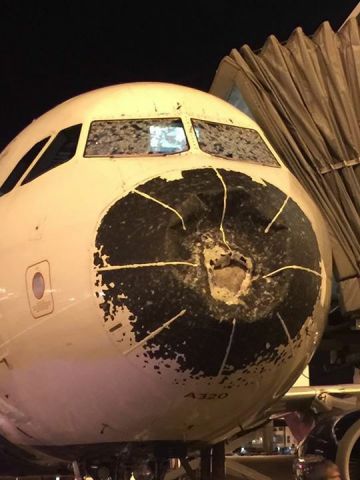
left=203, top=241, right=253, bottom=305
left=94, top=168, right=323, bottom=380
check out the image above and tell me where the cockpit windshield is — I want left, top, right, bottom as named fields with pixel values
left=192, top=119, right=279, bottom=167
left=85, top=118, right=188, bottom=157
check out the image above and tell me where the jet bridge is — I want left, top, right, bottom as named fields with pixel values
left=210, top=15, right=360, bottom=320
left=209, top=15, right=360, bottom=387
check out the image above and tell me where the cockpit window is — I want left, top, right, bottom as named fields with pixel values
left=192, top=119, right=279, bottom=167
left=22, top=124, right=82, bottom=185
left=0, top=137, right=50, bottom=195
left=84, top=118, right=189, bottom=157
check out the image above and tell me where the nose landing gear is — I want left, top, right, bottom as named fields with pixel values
left=180, top=442, right=226, bottom=480
left=71, top=443, right=226, bottom=480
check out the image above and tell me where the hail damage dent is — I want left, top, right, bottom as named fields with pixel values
left=202, top=239, right=253, bottom=306
left=93, top=168, right=322, bottom=386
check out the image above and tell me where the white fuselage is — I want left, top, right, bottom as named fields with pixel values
left=0, top=83, right=331, bottom=449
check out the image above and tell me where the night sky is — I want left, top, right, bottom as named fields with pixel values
left=0, top=1, right=358, bottom=152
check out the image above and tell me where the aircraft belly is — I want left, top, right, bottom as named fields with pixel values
left=0, top=336, right=309, bottom=446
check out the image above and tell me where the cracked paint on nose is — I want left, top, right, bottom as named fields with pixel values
left=93, top=168, right=323, bottom=385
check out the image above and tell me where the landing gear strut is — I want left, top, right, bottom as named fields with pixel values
left=211, top=443, right=225, bottom=480
left=72, top=461, right=83, bottom=480
left=200, top=447, right=211, bottom=480
left=180, top=442, right=226, bottom=480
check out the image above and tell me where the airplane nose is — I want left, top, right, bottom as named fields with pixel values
left=94, top=168, right=323, bottom=381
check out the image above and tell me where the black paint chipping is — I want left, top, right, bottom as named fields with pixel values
left=94, top=168, right=322, bottom=379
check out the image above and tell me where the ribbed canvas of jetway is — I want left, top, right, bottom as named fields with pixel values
left=210, top=16, right=360, bottom=316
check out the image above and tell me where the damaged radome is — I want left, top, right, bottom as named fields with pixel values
left=202, top=234, right=253, bottom=305
left=94, top=168, right=322, bottom=379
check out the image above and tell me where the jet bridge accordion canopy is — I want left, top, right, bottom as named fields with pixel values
left=210, top=17, right=360, bottom=315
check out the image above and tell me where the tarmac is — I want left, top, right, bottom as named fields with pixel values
left=226, top=454, right=296, bottom=480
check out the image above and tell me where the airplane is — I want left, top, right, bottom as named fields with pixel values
left=0, top=82, right=357, bottom=480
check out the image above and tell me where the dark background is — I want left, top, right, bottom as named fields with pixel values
left=0, top=1, right=358, bottom=151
